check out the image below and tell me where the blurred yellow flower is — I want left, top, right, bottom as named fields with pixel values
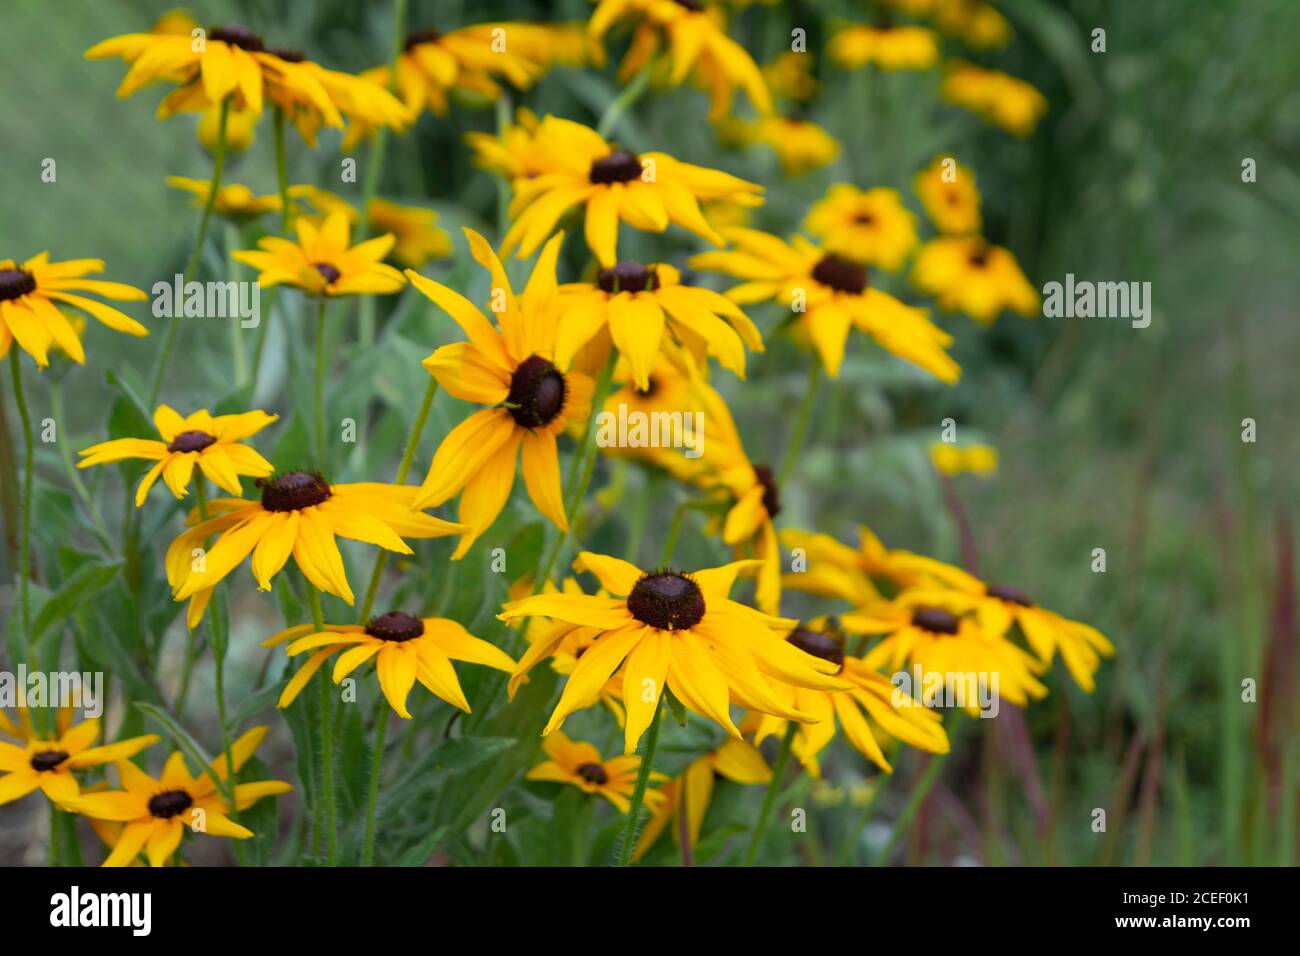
left=942, top=60, right=1047, bottom=137
left=198, top=100, right=257, bottom=153
left=166, top=176, right=281, bottom=220
left=804, top=185, right=919, bottom=271
left=929, top=442, right=998, bottom=476
left=913, top=155, right=982, bottom=234
left=829, top=22, right=940, bottom=71
left=763, top=51, right=819, bottom=102
left=911, top=235, right=1038, bottom=325
left=752, top=116, right=841, bottom=175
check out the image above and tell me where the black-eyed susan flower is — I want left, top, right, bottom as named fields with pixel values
left=748, top=620, right=949, bottom=775
left=77, top=405, right=276, bottom=507
left=941, top=60, right=1047, bottom=137
left=634, top=737, right=769, bottom=860
left=526, top=730, right=667, bottom=813
left=232, top=211, right=406, bottom=297
left=264, top=610, right=515, bottom=719
left=888, top=555, right=1116, bottom=691
left=690, top=227, right=959, bottom=381
left=166, top=473, right=466, bottom=610
left=751, top=116, right=841, bottom=176
left=407, top=230, right=593, bottom=557
left=780, top=525, right=946, bottom=607
left=913, top=156, right=982, bottom=234
left=929, top=441, right=998, bottom=476
left=556, top=261, right=763, bottom=389
left=0, top=254, right=146, bottom=368
left=762, top=51, right=819, bottom=103
left=828, top=20, right=940, bottom=71
left=907, top=0, right=1011, bottom=50
left=804, top=185, right=919, bottom=271
left=842, top=592, right=1048, bottom=712
left=67, top=727, right=291, bottom=867
left=500, top=115, right=763, bottom=267
left=911, top=235, right=1038, bottom=325
left=589, top=0, right=772, bottom=120
left=464, top=107, right=549, bottom=180
left=0, top=713, right=158, bottom=808
left=500, top=552, right=851, bottom=753
left=288, top=187, right=453, bottom=270
left=166, top=176, right=281, bottom=220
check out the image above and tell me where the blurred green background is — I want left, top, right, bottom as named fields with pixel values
left=1, top=0, right=1297, bottom=866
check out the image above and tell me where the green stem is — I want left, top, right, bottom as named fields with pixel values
left=743, top=721, right=798, bottom=866
left=871, top=754, right=947, bottom=866
left=779, top=360, right=821, bottom=485
left=8, top=350, right=34, bottom=688
left=357, top=378, right=438, bottom=622
left=534, top=353, right=617, bottom=591
left=835, top=775, right=889, bottom=866
left=274, top=106, right=292, bottom=232
left=617, top=698, right=665, bottom=866
left=597, top=62, right=654, bottom=139
left=314, top=299, right=327, bottom=470
left=225, top=222, right=247, bottom=387
left=361, top=695, right=389, bottom=866
left=308, top=586, right=338, bottom=865
left=50, top=383, right=112, bottom=552
left=148, top=97, right=229, bottom=408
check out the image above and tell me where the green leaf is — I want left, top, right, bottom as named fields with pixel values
left=395, top=826, right=449, bottom=867
left=32, top=560, right=121, bottom=648
left=134, top=702, right=221, bottom=791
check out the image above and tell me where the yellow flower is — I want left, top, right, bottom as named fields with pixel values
left=166, top=474, right=465, bottom=610
left=66, top=727, right=291, bottom=867
left=166, top=176, right=281, bottom=220
left=913, top=156, right=982, bottom=234
left=914, top=0, right=1012, bottom=50
left=828, top=22, right=940, bottom=71
left=634, top=738, right=769, bottom=860
left=264, top=611, right=515, bottom=719
left=500, top=115, right=763, bottom=267
left=407, top=230, right=593, bottom=557
left=911, top=235, right=1039, bottom=324
left=804, top=185, right=919, bottom=271
left=929, top=442, right=998, bottom=476
left=232, top=211, right=406, bottom=297
left=0, top=254, right=147, bottom=368
left=500, top=551, right=851, bottom=753
left=556, top=261, right=763, bottom=389
left=886, top=555, right=1116, bottom=691
left=690, top=227, right=959, bottom=381
left=762, top=51, right=819, bottom=102
left=77, top=405, right=276, bottom=507
left=590, top=0, right=772, bottom=120
left=779, top=525, right=931, bottom=604
left=749, top=620, right=949, bottom=776
left=942, top=60, right=1047, bottom=137
left=464, top=107, right=548, bottom=180
left=366, top=198, right=453, bottom=268
left=0, top=714, right=158, bottom=809
left=842, top=593, right=1049, bottom=712
left=527, top=730, right=667, bottom=813
left=751, top=116, right=841, bottom=176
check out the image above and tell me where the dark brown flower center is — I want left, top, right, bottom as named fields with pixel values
left=576, top=762, right=609, bottom=785
left=269, top=48, right=306, bottom=63
left=589, top=150, right=644, bottom=185
left=967, top=245, right=991, bottom=268
left=404, top=28, right=442, bottom=51
left=148, top=789, right=194, bottom=820
left=786, top=625, right=844, bottom=669
left=313, top=262, right=341, bottom=285
left=209, top=25, right=265, bottom=52
left=167, top=430, right=217, bottom=454
left=627, top=571, right=706, bottom=631
left=674, top=0, right=704, bottom=11
left=598, top=261, right=659, bottom=294
left=507, top=355, right=567, bottom=429
left=853, top=213, right=876, bottom=225
left=30, top=750, right=69, bottom=772
left=912, top=607, right=960, bottom=635
left=258, top=471, right=332, bottom=512
left=365, top=611, right=426, bottom=642
left=986, top=584, right=1033, bottom=607
left=811, top=255, right=867, bottom=295
left=753, top=464, right=781, bottom=518
left=0, top=268, right=36, bottom=302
